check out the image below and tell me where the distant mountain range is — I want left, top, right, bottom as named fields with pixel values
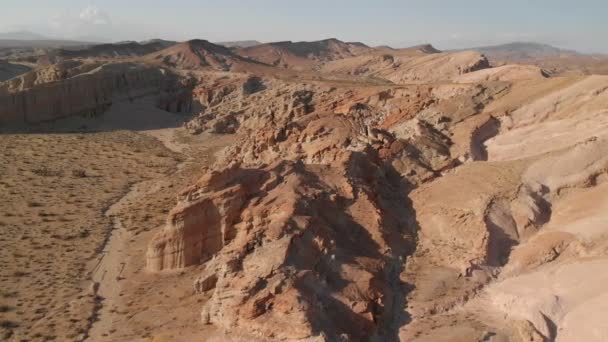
left=2, top=33, right=607, bottom=76
left=459, top=42, right=608, bottom=75
left=0, top=30, right=51, bottom=40
left=462, top=42, right=579, bottom=60
left=0, top=31, right=100, bottom=49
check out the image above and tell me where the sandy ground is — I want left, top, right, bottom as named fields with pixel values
left=0, top=99, right=235, bottom=341
left=83, top=128, right=235, bottom=342
left=0, top=130, right=180, bottom=341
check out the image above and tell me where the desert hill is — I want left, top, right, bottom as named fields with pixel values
left=465, top=41, right=608, bottom=76
left=235, top=38, right=373, bottom=69
left=54, top=40, right=176, bottom=59
left=398, top=43, right=441, bottom=54
left=468, top=42, right=573, bottom=60
left=0, top=31, right=97, bottom=49
left=453, top=64, right=550, bottom=83
left=143, top=39, right=271, bottom=72
left=323, top=48, right=490, bottom=83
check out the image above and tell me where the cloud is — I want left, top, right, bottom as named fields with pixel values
left=45, top=4, right=115, bottom=40
left=79, top=5, right=111, bottom=25
left=49, top=4, right=111, bottom=29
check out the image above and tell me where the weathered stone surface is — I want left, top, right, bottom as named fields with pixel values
left=0, top=62, right=193, bottom=124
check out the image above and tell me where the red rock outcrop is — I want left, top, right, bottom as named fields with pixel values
left=145, top=68, right=519, bottom=340
left=323, top=50, right=491, bottom=84
left=0, top=63, right=193, bottom=124
left=149, top=154, right=416, bottom=340
left=142, top=39, right=271, bottom=72
left=144, top=54, right=608, bottom=340
left=236, top=38, right=372, bottom=70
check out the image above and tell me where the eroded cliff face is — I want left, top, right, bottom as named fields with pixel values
left=398, top=76, right=608, bottom=341
left=322, top=50, right=491, bottom=84
left=150, top=157, right=416, bottom=340
left=145, top=72, right=517, bottom=340
left=145, top=64, right=608, bottom=340
left=0, top=63, right=193, bottom=125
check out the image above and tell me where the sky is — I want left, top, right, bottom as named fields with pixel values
left=1, top=0, right=607, bottom=53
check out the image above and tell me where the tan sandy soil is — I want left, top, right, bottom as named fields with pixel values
left=83, top=126, right=235, bottom=341
left=0, top=130, right=180, bottom=341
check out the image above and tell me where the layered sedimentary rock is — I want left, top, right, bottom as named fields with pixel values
left=0, top=61, right=101, bottom=93
left=0, top=62, right=193, bottom=124
left=453, top=64, right=549, bottom=83
left=142, top=39, right=271, bottom=72
left=323, top=50, right=491, bottom=84
left=141, top=44, right=608, bottom=340
left=146, top=71, right=519, bottom=340
left=149, top=155, right=416, bottom=340
left=235, top=38, right=373, bottom=70
left=398, top=76, right=608, bottom=341
left=147, top=164, right=251, bottom=271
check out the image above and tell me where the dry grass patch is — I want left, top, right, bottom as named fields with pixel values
left=0, top=131, right=179, bottom=341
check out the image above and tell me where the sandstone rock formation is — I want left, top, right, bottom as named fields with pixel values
left=143, top=39, right=271, bottom=72
left=0, top=60, right=101, bottom=93
left=143, top=50, right=608, bottom=340
left=322, top=49, right=492, bottom=84
left=398, top=75, right=608, bottom=341
left=0, top=62, right=193, bottom=124
left=149, top=157, right=416, bottom=340
left=53, top=39, right=176, bottom=59
left=453, top=64, right=549, bottom=83
left=236, top=38, right=373, bottom=70
left=468, top=42, right=608, bottom=76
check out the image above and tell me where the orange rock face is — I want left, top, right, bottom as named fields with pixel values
left=0, top=63, right=193, bottom=124
left=146, top=65, right=608, bottom=340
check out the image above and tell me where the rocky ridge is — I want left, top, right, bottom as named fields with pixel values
left=0, top=62, right=193, bottom=124
left=143, top=47, right=608, bottom=340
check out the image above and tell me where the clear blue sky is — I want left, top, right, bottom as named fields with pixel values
left=1, top=0, right=607, bottom=52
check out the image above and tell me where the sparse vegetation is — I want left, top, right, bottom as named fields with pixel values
left=0, top=320, right=19, bottom=329
left=32, top=167, right=63, bottom=177
left=71, top=169, right=87, bottom=178
left=0, top=131, right=179, bottom=340
left=0, top=305, right=14, bottom=313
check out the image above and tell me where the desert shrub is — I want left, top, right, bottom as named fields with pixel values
left=0, top=305, right=14, bottom=313
left=0, top=320, right=18, bottom=329
left=32, top=167, right=63, bottom=177
left=0, top=291, right=18, bottom=298
left=71, top=169, right=87, bottom=178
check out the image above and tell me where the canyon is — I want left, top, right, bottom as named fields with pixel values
left=0, top=37, right=607, bottom=342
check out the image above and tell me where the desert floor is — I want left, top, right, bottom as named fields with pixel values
left=0, top=102, right=232, bottom=341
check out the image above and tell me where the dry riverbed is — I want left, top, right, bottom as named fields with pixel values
left=0, top=130, right=181, bottom=341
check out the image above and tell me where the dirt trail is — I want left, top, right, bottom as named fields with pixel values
left=85, top=128, right=189, bottom=341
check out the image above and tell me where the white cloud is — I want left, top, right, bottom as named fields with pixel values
left=44, top=4, right=115, bottom=40
left=449, top=33, right=463, bottom=40
left=79, top=5, right=111, bottom=25
left=49, top=5, right=111, bottom=29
